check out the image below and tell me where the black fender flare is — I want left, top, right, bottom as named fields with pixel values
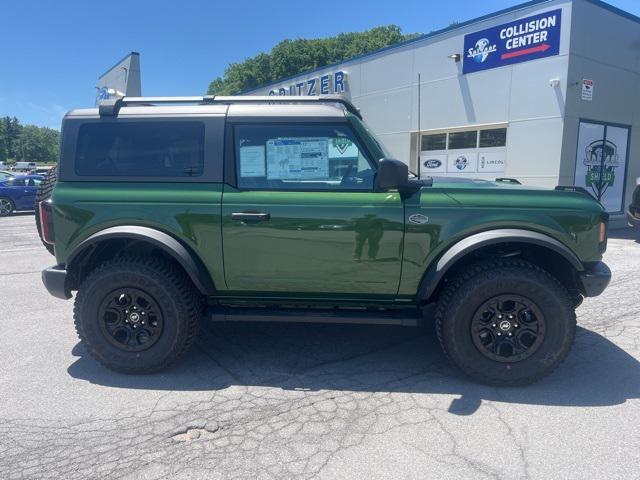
left=417, top=228, right=584, bottom=301
left=66, top=225, right=216, bottom=295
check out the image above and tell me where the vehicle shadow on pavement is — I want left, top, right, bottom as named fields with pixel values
left=609, top=228, right=639, bottom=243
left=67, top=322, right=640, bottom=416
left=3, top=211, right=34, bottom=217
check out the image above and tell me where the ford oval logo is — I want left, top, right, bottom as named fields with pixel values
left=423, top=159, right=442, bottom=169
left=408, top=213, right=429, bottom=225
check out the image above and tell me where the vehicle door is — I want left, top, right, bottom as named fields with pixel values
left=4, top=178, right=33, bottom=210
left=22, top=177, right=40, bottom=209
left=221, top=121, right=405, bottom=299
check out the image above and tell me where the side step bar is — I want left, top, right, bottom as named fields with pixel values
left=206, top=306, right=421, bottom=327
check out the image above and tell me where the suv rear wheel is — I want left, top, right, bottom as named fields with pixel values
left=74, top=256, right=202, bottom=373
left=435, top=258, right=576, bottom=386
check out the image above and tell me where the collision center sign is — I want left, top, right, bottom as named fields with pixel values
left=463, top=9, right=561, bottom=74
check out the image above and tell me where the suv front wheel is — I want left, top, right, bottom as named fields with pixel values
left=74, top=256, right=202, bottom=373
left=435, top=258, right=576, bottom=386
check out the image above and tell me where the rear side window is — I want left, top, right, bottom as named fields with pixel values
left=75, top=121, right=204, bottom=177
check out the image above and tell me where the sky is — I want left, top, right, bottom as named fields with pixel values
left=1, top=0, right=639, bottom=129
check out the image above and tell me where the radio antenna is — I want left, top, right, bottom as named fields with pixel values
left=417, top=73, right=422, bottom=179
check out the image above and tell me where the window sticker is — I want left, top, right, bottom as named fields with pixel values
left=239, top=145, right=266, bottom=177
left=328, top=137, right=358, bottom=159
left=266, top=138, right=329, bottom=180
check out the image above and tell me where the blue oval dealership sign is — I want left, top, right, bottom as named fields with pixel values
left=462, top=9, right=561, bottom=74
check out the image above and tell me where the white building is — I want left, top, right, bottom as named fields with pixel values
left=246, top=0, right=640, bottom=221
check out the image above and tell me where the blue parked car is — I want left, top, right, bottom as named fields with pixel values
left=0, top=175, right=43, bottom=216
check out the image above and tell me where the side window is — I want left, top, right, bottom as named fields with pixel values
left=448, top=131, right=478, bottom=150
left=479, top=128, right=507, bottom=148
left=235, top=124, right=375, bottom=190
left=75, top=121, right=204, bottom=177
left=10, top=178, right=25, bottom=187
left=421, top=133, right=447, bottom=151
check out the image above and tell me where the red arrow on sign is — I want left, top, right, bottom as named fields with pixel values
left=501, top=43, right=550, bottom=60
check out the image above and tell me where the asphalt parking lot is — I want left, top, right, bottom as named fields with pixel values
left=1, top=213, right=639, bottom=480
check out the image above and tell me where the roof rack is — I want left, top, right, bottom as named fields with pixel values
left=98, top=95, right=362, bottom=119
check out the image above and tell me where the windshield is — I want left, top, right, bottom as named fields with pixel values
left=346, top=113, right=420, bottom=177
left=346, top=113, right=392, bottom=159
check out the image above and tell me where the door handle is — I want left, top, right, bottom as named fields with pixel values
left=231, top=212, right=271, bottom=223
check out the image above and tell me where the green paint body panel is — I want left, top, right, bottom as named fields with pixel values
left=220, top=185, right=404, bottom=299
left=399, top=184, right=605, bottom=297
left=51, top=181, right=226, bottom=290
left=49, top=111, right=607, bottom=308
left=51, top=178, right=605, bottom=307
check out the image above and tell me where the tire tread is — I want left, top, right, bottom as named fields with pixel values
left=434, top=258, right=576, bottom=386
left=73, top=255, right=202, bottom=374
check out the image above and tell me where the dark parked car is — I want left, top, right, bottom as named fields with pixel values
left=627, top=179, right=640, bottom=228
left=0, top=174, right=43, bottom=216
left=0, top=170, right=15, bottom=181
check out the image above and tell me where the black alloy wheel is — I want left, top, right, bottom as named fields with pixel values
left=470, top=295, right=546, bottom=363
left=98, top=288, right=164, bottom=352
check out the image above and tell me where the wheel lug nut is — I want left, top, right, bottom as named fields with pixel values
left=492, top=324, right=497, bottom=328
left=497, top=332, right=502, bottom=336
left=498, top=315, right=503, bottom=319
left=508, top=333, right=512, bottom=337
left=514, top=324, right=519, bottom=328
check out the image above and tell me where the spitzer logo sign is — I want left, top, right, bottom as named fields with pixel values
left=468, top=38, right=497, bottom=64
left=463, top=9, right=562, bottom=74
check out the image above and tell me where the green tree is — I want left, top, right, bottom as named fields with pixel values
left=19, top=125, right=60, bottom=163
left=1, top=117, right=22, bottom=159
left=0, top=116, right=60, bottom=163
left=207, top=25, right=420, bottom=95
left=0, top=120, right=7, bottom=162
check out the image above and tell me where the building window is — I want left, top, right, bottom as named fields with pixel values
left=448, top=131, right=478, bottom=150
left=479, top=128, right=507, bottom=148
left=421, top=133, right=447, bottom=151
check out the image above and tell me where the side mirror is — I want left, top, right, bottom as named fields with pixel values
left=376, top=158, right=410, bottom=191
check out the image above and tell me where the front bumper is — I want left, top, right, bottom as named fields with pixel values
left=627, top=207, right=640, bottom=228
left=42, top=265, right=71, bottom=300
left=579, top=261, right=611, bottom=298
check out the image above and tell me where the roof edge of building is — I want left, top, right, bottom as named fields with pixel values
left=239, top=0, right=639, bottom=95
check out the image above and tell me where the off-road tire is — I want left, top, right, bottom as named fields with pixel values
left=0, top=197, right=15, bottom=216
left=74, top=256, right=203, bottom=374
left=435, top=258, right=576, bottom=386
left=34, top=167, right=57, bottom=255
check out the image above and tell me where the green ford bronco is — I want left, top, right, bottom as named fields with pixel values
left=40, top=95, right=611, bottom=385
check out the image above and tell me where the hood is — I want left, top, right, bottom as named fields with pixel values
left=425, top=176, right=604, bottom=212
